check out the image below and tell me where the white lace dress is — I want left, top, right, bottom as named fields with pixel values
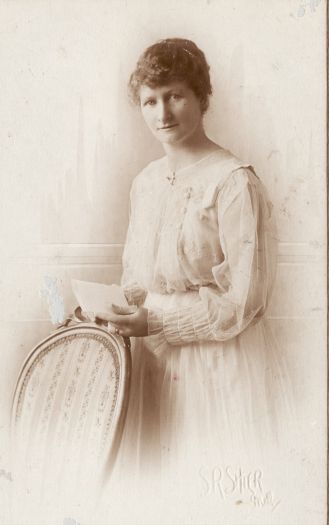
left=100, top=149, right=296, bottom=521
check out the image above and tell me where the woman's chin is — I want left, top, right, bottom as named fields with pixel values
left=155, top=132, right=190, bottom=146
left=154, top=130, right=179, bottom=143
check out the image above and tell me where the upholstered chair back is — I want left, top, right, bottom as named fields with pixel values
left=11, top=321, right=131, bottom=525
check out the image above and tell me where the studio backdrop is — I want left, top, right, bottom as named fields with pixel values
left=0, top=1, right=326, bottom=524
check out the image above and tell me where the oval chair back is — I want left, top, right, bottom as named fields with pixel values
left=11, top=320, right=131, bottom=525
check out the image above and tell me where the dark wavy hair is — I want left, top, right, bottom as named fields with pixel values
left=128, top=38, right=213, bottom=113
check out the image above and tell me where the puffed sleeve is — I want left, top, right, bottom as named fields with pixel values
left=147, top=168, right=277, bottom=344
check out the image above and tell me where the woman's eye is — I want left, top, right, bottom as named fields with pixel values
left=171, top=94, right=182, bottom=100
left=144, top=99, right=156, bottom=106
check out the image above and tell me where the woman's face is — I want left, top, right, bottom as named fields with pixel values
left=139, top=81, right=204, bottom=146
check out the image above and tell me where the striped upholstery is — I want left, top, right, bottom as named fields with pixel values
left=11, top=322, right=131, bottom=524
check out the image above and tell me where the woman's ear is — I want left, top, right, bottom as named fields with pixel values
left=200, top=96, right=209, bottom=114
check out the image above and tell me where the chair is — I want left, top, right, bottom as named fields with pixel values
left=11, top=316, right=131, bottom=524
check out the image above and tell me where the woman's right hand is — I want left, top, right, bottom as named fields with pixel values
left=95, top=304, right=148, bottom=337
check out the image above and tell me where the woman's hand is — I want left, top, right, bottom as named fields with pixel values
left=95, top=304, right=149, bottom=337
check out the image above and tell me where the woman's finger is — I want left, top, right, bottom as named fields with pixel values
left=111, top=304, right=138, bottom=315
left=95, top=311, right=128, bottom=324
left=95, top=312, right=112, bottom=322
left=108, top=323, right=131, bottom=337
left=107, top=323, right=118, bottom=334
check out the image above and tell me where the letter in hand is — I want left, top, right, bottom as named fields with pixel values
left=94, top=304, right=136, bottom=325
left=106, top=304, right=138, bottom=335
left=110, top=304, right=138, bottom=315
left=95, top=304, right=148, bottom=337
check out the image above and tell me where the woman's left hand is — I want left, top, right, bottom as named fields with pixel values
left=95, top=304, right=149, bottom=337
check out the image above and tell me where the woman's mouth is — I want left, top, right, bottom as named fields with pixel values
left=158, top=124, right=178, bottom=131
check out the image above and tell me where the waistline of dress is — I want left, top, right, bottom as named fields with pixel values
left=144, top=290, right=199, bottom=310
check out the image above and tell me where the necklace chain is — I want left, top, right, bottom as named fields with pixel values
left=165, top=150, right=220, bottom=186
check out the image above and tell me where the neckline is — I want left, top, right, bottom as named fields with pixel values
left=166, top=148, right=224, bottom=176
left=163, top=148, right=225, bottom=185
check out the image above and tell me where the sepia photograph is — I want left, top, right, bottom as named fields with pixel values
left=0, top=1, right=327, bottom=524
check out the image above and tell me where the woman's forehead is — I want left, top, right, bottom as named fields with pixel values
left=139, top=81, right=190, bottom=97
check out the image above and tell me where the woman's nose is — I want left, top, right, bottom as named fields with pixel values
left=157, top=100, right=172, bottom=123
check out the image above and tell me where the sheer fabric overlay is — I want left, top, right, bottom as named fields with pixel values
left=97, top=149, right=297, bottom=523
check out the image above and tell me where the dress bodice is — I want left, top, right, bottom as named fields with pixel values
left=121, top=148, right=277, bottom=344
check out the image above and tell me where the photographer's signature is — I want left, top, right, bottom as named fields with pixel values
left=199, top=465, right=280, bottom=510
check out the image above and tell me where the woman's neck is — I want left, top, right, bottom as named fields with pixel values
left=163, top=129, right=220, bottom=173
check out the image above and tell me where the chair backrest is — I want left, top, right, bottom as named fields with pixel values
left=11, top=321, right=131, bottom=524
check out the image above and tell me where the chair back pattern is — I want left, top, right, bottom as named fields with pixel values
left=11, top=322, right=131, bottom=523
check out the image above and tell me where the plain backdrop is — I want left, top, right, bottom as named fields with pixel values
left=0, top=1, right=326, bottom=524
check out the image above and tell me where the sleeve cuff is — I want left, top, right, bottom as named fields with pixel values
left=147, top=304, right=213, bottom=345
left=147, top=308, right=164, bottom=335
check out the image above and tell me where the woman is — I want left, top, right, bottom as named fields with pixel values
left=97, top=38, right=294, bottom=487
